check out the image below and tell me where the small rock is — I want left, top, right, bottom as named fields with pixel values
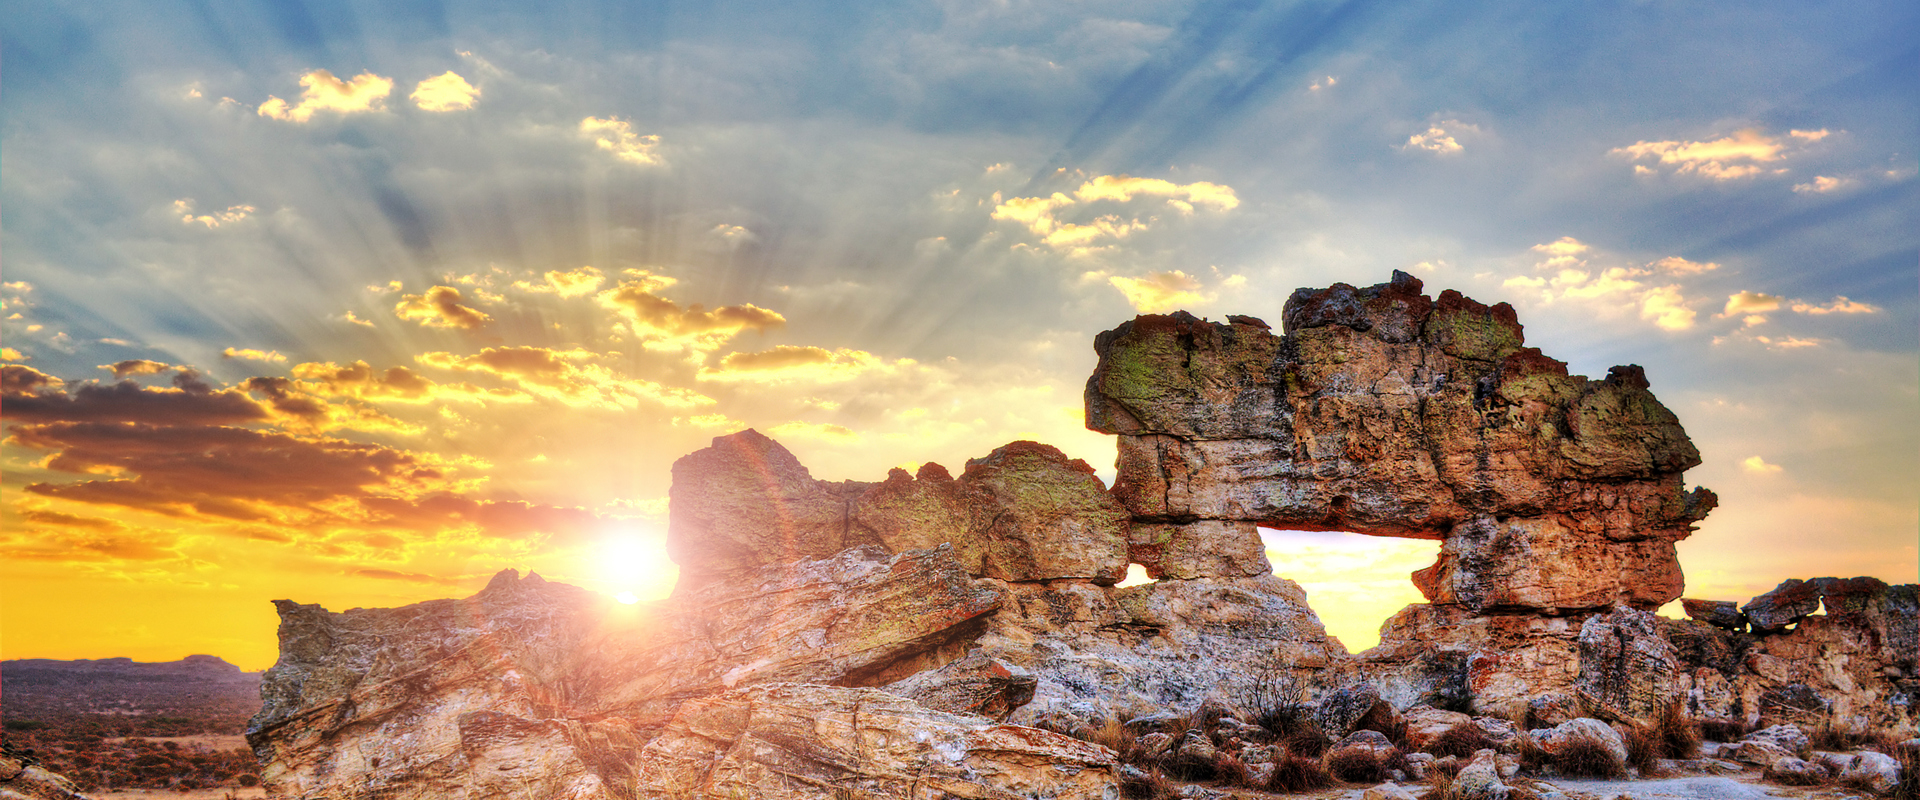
left=1732, top=739, right=1797, bottom=768
left=1763, top=756, right=1830, bottom=785
left=1451, top=749, right=1511, bottom=800
left=1837, top=750, right=1902, bottom=795
left=1473, top=716, right=1524, bottom=748
left=1741, top=724, right=1810, bottom=758
left=1318, top=683, right=1391, bottom=737
left=1537, top=718, right=1628, bottom=765
left=1405, top=704, right=1474, bottom=750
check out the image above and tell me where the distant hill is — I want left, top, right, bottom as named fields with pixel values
left=2, top=655, right=262, bottom=731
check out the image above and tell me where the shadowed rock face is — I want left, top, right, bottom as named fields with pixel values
left=1087, top=271, right=1716, bottom=614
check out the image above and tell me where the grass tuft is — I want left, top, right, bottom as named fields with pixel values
left=1267, top=754, right=1333, bottom=793
left=1327, top=746, right=1388, bottom=784
left=1551, top=732, right=1626, bottom=779
left=1428, top=722, right=1498, bottom=758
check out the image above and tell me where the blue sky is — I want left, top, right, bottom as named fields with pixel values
left=3, top=0, right=1915, bottom=664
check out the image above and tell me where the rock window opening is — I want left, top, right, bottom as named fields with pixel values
left=1259, top=528, right=1441, bottom=653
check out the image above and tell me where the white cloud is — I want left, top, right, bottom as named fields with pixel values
left=580, top=117, right=663, bottom=165
left=1402, top=120, right=1479, bottom=155
left=1720, top=291, right=1783, bottom=318
left=989, top=174, right=1238, bottom=253
left=411, top=71, right=480, bottom=112
left=1741, top=456, right=1784, bottom=474
left=258, top=70, right=394, bottom=122
left=1612, top=128, right=1823, bottom=180
left=1790, top=296, right=1878, bottom=315
left=175, top=199, right=254, bottom=228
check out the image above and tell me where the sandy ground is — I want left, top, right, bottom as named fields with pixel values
left=104, top=735, right=250, bottom=750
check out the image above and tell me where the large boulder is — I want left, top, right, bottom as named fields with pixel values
left=1575, top=606, right=1681, bottom=726
left=633, top=683, right=1117, bottom=800
left=0, top=748, right=89, bottom=800
left=667, top=428, right=874, bottom=580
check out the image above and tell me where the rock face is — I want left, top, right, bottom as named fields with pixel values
left=0, top=747, right=90, bottom=800
left=634, top=683, right=1116, bottom=799
left=1087, top=271, right=1715, bottom=615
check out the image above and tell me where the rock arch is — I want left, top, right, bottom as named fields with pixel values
left=1085, top=270, right=1717, bottom=615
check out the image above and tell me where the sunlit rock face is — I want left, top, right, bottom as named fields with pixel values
left=1087, top=270, right=1715, bottom=615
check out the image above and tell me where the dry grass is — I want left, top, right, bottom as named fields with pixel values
left=1118, top=768, right=1175, bottom=800
left=1283, top=722, right=1332, bottom=758
left=1763, top=761, right=1830, bottom=787
left=1427, top=722, right=1498, bottom=758
left=1512, top=731, right=1548, bottom=775
left=1212, top=752, right=1256, bottom=788
left=1551, top=731, right=1626, bottom=779
left=1267, top=753, right=1333, bottom=793
left=1657, top=703, right=1702, bottom=760
left=1810, top=720, right=1872, bottom=752
left=1083, top=716, right=1134, bottom=754
left=1695, top=716, right=1749, bottom=743
left=1327, top=746, right=1388, bottom=784
left=1893, top=742, right=1919, bottom=800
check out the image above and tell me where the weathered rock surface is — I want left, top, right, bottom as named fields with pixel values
left=1575, top=607, right=1680, bottom=726
left=1088, top=271, right=1716, bottom=614
left=633, top=683, right=1116, bottom=800
left=248, top=546, right=1004, bottom=798
left=1534, top=718, right=1628, bottom=766
left=1681, top=598, right=1746, bottom=631
left=0, top=748, right=90, bottom=800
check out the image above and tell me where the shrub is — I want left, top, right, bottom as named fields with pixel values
left=1213, top=752, right=1255, bottom=787
left=1625, top=724, right=1661, bottom=776
left=1082, top=717, right=1134, bottom=754
left=1118, top=768, right=1173, bottom=800
left=1512, top=732, right=1548, bottom=775
left=1428, top=722, right=1498, bottom=758
left=1284, top=723, right=1331, bottom=758
left=1552, top=732, right=1627, bottom=779
left=1267, top=754, right=1333, bottom=793
left=1810, top=720, right=1870, bottom=752
left=1696, top=717, right=1748, bottom=742
left=1657, top=702, right=1701, bottom=760
left=1426, top=755, right=1463, bottom=788
left=1244, top=664, right=1307, bottom=735
left=1327, top=747, right=1387, bottom=784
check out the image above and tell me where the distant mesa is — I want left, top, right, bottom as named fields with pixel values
left=227, top=272, right=1913, bottom=800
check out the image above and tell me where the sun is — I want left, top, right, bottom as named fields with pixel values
left=597, top=533, right=674, bottom=603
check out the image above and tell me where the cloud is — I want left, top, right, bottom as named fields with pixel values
left=2, top=376, right=270, bottom=426
left=292, top=360, right=443, bottom=401
left=1108, top=271, right=1207, bottom=313
left=174, top=199, right=255, bottom=228
left=2, top=365, right=64, bottom=394
left=411, top=71, right=479, bottom=112
left=513, top=266, right=606, bottom=297
left=342, top=311, right=377, bottom=327
left=257, top=70, right=394, bottom=122
left=419, top=346, right=713, bottom=410
left=580, top=117, right=663, bottom=165
left=1792, top=175, right=1853, bottom=194
left=1309, top=75, right=1337, bottom=92
left=223, top=347, right=286, bottom=363
left=239, top=376, right=415, bottom=434
left=101, top=360, right=175, bottom=380
left=1721, top=291, right=1783, bottom=317
left=395, top=286, right=493, bottom=330
left=700, top=345, right=901, bottom=383
left=1611, top=128, right=1815, bottom=180
left=1650, top=256, right=1718, bottom=275
left=1742, top=456, right=1784, bottom=474
left=594, top=278, right=785, bottom=344
left=20, top=508, right=128, bottom=532
left=0, top=348, right=25, bottom=361
left=1790, top=297, right=1878, bottom=315
left=1402, top=120, right=1479, bottom=155
left=1639, top=286, right=1696, bottom=331
left=1531, top=237, right=1589, bottom=257
left=990, top=174, right=1238, bottom=251
left=766, top=420, right=859, bottom=442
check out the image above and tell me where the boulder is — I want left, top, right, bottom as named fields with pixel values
left=1682, top=598, right=1747, bottom=631
left=1403, top=705, right=1473, bottom=750
left=1762, top=756, right=1829, bottom=785
left=1364, top=781, right=1421, bottom=800
left=946, top=441, right=1129, bottom=584
left=1575, top=606, right=1680, bottom=726
left=1317, top=683, right=1392, bottom=737
left=1527, top=693, right=1579, bottom=729
left=1450, top=749, right=1510, bottom=800
left=1534, top=718, right=1628, bottom=766
left=0, top=749, right=89, bottom=800
left=1731, top=739, right=1797, bottom=768
left=633, top=683, right=1117, bottom=799
left=1837, top=750, right=1902, bottom=795
left=1743, top=579, right=1823, bottom=632
left=1741, top=724, right=1810, bottom=758
left=1128, top=520, right=1272, bottom=579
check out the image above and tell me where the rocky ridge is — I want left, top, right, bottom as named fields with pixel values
left=244, top=274, right=1914, bottom=799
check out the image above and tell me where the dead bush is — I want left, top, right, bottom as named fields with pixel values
left=1213, top=752, right=1255, bottom=787
left=1625, top=723, right=1662, bottom=777
left=1695, top=717, right=1748, bottom=742
left=1428, top=722, right=1498, bottom=758
left=1551, top=732, right=1626, bottom=779
left=1811, top=720, right=1871, bottom=752
left=1284, top=723, right=1331, bottom=758
left=1267, top=754, right=1333, bottom=793
left=1118, top=768, right=1174, bottom=800
left=1326, top=746, right=1387, bottom=784
left=1657, top=702, right=1701, bottom=760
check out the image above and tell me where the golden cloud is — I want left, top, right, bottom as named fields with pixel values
left=419, top=346, right=714, bottom=410
left=1792, top=175, right=1852, bottom=194
left=1612, top=128, right=1815, bottom=180
left=102, top=360, right=175, bottom=380
left=595, top=279, right=785, bottom=344
left=1741, top=455, right=1784, bottom=474
left=1650, top=256, right=1719, bottom=275
left=258, top=70, right=394, bottom=123
left=223, top=347, right=286, bottom=363
left=1072, top=175, right=1239, bottom=213
left=766, top=420, right=859, bottom=442
left=395, top=285, right=493, bottom=330
left=700, top=345, right=902, bottom=384
left=1403, top=120, right=1479, bottom=155
left=4, top=364, right=64, bottom=394
left=3, top=376, right=269, bottom=426
left=0, top=347, right=25, bottom=361
left=512, top=265, right=606, bottom=297
left=1722, top=291, right=1783, bottom=317
left=411, top=71, right=479, bottom=112
left=240, top=376, right=417, bottom=434
left=1638, top=285, right=1696, bottom=331
left=291, top=360, right=523, bottom=406
left=580, top=117, right=662, bottom=165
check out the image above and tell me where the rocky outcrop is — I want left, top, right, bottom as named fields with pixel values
left=1087, top=271, right=1714, bottom=615
left=633, top=683, right=1116, bottom=799
left=0, top=747, right=89, bottom=800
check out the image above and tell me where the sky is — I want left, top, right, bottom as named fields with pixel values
left=2, top=0, right=1915, bottom=671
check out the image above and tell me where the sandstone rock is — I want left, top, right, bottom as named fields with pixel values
left=1576, top=607, right=1681, bottom=726
left=0, top=749, right=89, bottom=800
left=1128, top=520, right=1271, bottom=579
left=1536, top=718, right=1628, bottom=766
left=1741, top=724, right=1810, bottom=758
left=1682, top=599, right=1747, bottom=631
left=1743, top=579, right=1823, bottom=632
left=668, top=429, right=872, bottom=579
left=1471, top=717, right=1523, bottom=749
left=1837, top=750, right=1902, bottom=795
left=947, top=441, right=1129, bottom=584
left=1528, top=693, right=1580, bottom=729
left=884, top=651, right=1037, bottom=721
left=1731, top=739, right=1797, bottom=768
left=1403, top=705, right=1473, bottom=750
left=249, top=547, right=1004, bottom=799
left=1762, top=756, right=1829, bottom=785
left=632, top=683, right=1117, bottom=799
left=1318, top=683, right=1392, bottom=737
left=1337, top=729, right=1400, bottom=757
left=1450, top=749, right=1510, bottom=800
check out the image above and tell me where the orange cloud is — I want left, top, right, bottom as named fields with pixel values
left=411, top=71, right=479, bottom=111
left=395, top=285, right=493, bottom=330
left=102, top=360, right=175, bottom=380
left=419, top=346, right=713, bottom=410
left=580, top=117, right=662, bottom=165
left=3, top=364, right=64, bottom=394
left=223, top=347, right=286, bottom=363
left=513, top=266, right=606, bottom=297
left=1612, top=129, right=1809, bottom=180
left=1, top=347, right=27, bottom=361
left=1105, top=269, right=1247, bottom=313
left=258, top=70, right=394, bottom=122
left=700, top=345, right=903, bottom=383
left=3, top=376, right=269, bottom=426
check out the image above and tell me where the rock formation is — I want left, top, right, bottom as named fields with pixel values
left=245, top=273, right=1914, bottom=799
